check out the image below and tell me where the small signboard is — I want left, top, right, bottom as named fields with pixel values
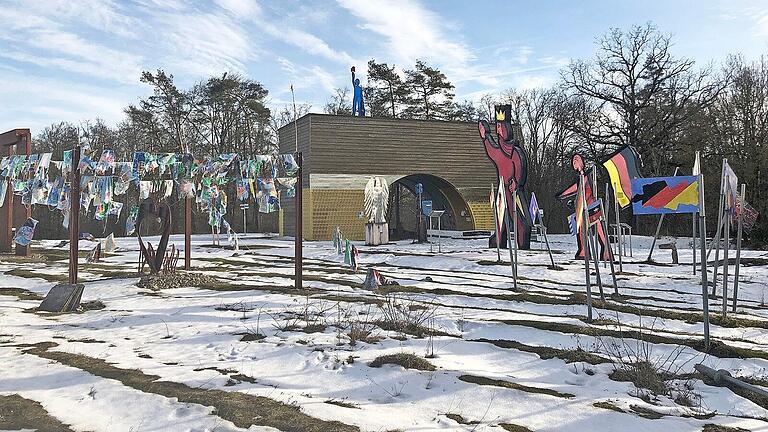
left=240, top=204, right=249, bottom=210
left=422, top=200, right=433, bottom=216
left=415, top=183, right=423, bottom=195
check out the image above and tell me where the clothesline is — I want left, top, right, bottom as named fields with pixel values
left=0, top=149, right=301, bottom=236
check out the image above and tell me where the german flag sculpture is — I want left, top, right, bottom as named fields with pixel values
left=602, top=146, right=642, bottom=208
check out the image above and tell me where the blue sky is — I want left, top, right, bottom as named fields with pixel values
left=1, top=0, right=766, bottom=133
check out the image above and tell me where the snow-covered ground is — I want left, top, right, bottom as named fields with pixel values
left=1, top=232, right=768, bottom=431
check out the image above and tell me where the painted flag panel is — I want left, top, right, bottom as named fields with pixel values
left=603, top=146, right=642, bottom=208
left=495, top=176, right=506, bottom=234
left=529, top=192, right=540, bottom=223
left=567, top=199, right=604, bottom=235
left=735, top=197, right=759, bottom=232
left=723, top=161, right=738, bottom=210
left=631, top=176, right=700, bottom=215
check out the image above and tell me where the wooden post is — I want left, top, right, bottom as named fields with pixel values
left=1, top=142, right=13, bottom=253
left=295, top=151, right=303, bottom=291
left=68, top=144, right=81, bottom=285
left=18, top=132, right=31, bottom=257
left=732, top=183, right=745, bottom=312
left=697, top=173, right=709, bottom=349
left=184, top=197, right=191, bottom=270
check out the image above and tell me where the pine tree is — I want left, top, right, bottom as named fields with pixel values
left=366, top=59, right=407, bottom=118
left=402, top=60, right=455, bottom=120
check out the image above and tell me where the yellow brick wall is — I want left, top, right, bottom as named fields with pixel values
left=308, top=189, right=366, bottom=240
left=468, top=201, right=494, bottom=230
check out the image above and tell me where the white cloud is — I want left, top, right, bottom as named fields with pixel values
left=259, top=24, right=356, bottom=65
left=0, top=7, right=144, bottom=84
left=161, top=12, right=256, bottom=77
left=214, top=0, right=261, bottom=18
left=337, top=0, right=473, bottom=68
left=0, top=71, right=135, bottom=132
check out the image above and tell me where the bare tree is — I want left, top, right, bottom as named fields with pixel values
left=323, top=87, right=352, bottom=115
left=563, top=23, right=724, bottom=175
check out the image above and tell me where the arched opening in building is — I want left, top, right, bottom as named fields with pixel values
left=388, top=174, right=475, bottom=240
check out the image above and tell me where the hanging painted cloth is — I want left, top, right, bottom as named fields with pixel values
left=139, top=181, right=152, bottom=200
left=0, top=181, right=6, bottom=208
left=30, top=179, right=48, bottom=205
left=26, top=154, right=40, bottom=177
left=62, top=150, right=72, bottom=178
left=125, top=206, right=139, bottom=235
left=0, top=157, right=10, bottom=178
left=132, top=152, right=146, bottom=179
left=57, top=185, right=69, bottom=211
left=47, top=177, right=63, bottom=208
left=14, top=217, right=38, bottom=246
left=281, top=154, right=299, bottom=177
left=78, top=152, right=96, bottom=173
left=236, top=178, right=249, bottom=201
left=108, top=201, right=124, bottom=218
left=178, top=178, right=195, bottom=198
left=21, top=182, right=32, bottom=206
left=162, top=179, right=174, bottom=199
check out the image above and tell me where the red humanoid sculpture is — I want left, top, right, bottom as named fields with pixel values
left=478, top=105, right=532, bottom=249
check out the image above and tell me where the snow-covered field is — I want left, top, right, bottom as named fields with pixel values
left=2, top=232, right=768, bottom=431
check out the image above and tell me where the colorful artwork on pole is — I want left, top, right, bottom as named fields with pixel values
left=735, top=197, right=759, bottom=232
left=529, top=192, right=540, bottom=223
left=556, top=154, right=610, bottom=260
left=630, top=176, right=700, bottom=215
left=477, top=105, right=532, bottom=249
left=602, top=146, right=642, bottom=208
left=723, top=161, right=738, bottom=211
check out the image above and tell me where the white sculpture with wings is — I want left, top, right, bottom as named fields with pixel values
left=364, top=177, right=389, bottom=224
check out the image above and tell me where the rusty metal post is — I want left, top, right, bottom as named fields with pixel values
left=1, top=143, right=13, bottom=253
left=184, top=197, right=191, bottom=270
left=295, top=152, right=303, bottom=291
left=69, top=144, right=81, bottom=284
left=15, top=132, right=32, bottom=256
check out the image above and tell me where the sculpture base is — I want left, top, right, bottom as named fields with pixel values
left=365, top=222, right=389, bottom=246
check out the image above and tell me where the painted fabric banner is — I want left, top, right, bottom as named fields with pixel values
left=602, top=146, right=642, bottom=208
left=14, top=217, right=38, bottom=246
left=631, top=176, right=700, bottom=215
left=723, top=161, right=738, bottom=211
left=529, top=192, right=540, bottom=223
left=495, top=176, right=507, bottom=234
left=735, top=197, right=759, bottom=232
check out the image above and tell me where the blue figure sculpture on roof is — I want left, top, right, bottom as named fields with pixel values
left=351, top=66, right=365, bottom=117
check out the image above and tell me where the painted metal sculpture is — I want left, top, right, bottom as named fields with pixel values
left=136, top=198, right=174, bottom=274
left=478, top=105, right=532, bottom=249
left=351, top=66, right=366, bottom=117
left=556, top=154, right=610, bottom=260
